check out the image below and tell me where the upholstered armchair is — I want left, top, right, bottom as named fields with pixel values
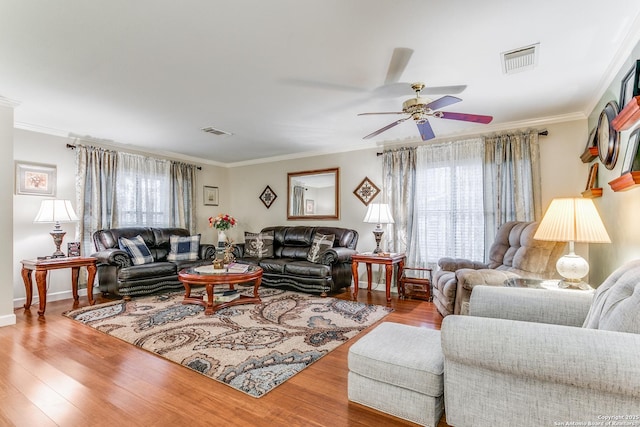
left=432, top=221, right=565, bottom=317
left=441, top=259, right=640, bottom=426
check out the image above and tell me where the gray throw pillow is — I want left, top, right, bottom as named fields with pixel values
left=166, top=234, right=201, bottom=261
left=118, top=235, right=154, bottom=265
left=244, top=231, right=274, bottom=258
left=582, top=259, right=640, bottom=334
left=307, top=233, right=334, bottom=263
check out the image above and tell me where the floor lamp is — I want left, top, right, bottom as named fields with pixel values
left=363, top=203, right=394, bottom=254
left=33, top=199, right=79, bottom=258
left=534, top=197, right=610, bottom=289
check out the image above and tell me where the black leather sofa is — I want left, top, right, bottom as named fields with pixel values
left=232, top=226, right=358, bottom=296
left=92, top=227, right=216, bottom=297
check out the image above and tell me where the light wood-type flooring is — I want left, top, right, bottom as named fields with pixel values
left=2, top=288, right=449, bottom=427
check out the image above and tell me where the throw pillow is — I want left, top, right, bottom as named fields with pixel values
left=118, top=235, right=154, bottom=265
left=167, top=234, right=201, bottom=261
left=244, top=231, right=274, bottom=258
left=307, top=233, right=335, bottom=263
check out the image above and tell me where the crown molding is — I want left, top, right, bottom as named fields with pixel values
left=0, top=95, right=21, bottom=108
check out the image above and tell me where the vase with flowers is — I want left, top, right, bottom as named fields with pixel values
left=209, top=213, right=237, bottom=247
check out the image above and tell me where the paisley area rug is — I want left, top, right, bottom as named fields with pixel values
left=64, top=288, right=392, bottom=397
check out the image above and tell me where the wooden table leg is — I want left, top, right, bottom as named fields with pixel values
left=35, top=270, right=48, bottom=315
left=86, top=264, right=97, bottom=305
left=205, top=284, right=214, bottom=315
left=385, top=264, right=393, bottom=302
left=71, top=267, right=80, bottom=302
left=351, top=260, right=359, bottom=300
left=251, top=277, right=262, bottom=298
left=397, top=259, right=405, bottom=299
left=21, top=268, right=33, bottom=310
left=365, top=263, right=373, bottom=291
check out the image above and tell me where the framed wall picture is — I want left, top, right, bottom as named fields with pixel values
left=259, top=185, right=277, bottom=208
left=67, top=242, right=81, bottom=257
left=619, top=60, right=640, bottom=109
left=203, top=186, right=219, bottom=206
left=305, top=199, right=315, bottom=214
left=353, top=176, right=380, bottom=206
left=621, top=127, right=640, bottom=175
left=585, top=163, right=599, bottom=190
left=15, top=162, right=56, bottom=196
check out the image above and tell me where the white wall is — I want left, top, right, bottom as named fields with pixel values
left=0, top=102, right=16, bottom=326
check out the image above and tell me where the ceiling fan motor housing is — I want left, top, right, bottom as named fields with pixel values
left=403, top=97, right=433, bottom=121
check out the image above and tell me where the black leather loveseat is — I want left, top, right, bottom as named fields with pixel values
left=92, top=227, right=216, bottom=297
left=232, top=226, right=358, bottom=296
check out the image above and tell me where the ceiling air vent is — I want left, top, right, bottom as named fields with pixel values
left=201, top=126, right=232, bottom=136
left=501, top=43, right=539, bottom=74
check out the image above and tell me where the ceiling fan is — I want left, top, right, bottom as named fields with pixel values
left=358, top=82, right=493, bottom=141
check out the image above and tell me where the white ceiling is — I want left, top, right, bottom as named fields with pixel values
left=2, top=1, right=640, bottom=165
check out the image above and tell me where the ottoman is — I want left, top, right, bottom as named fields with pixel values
left=348, top=322, right=444, bottom=427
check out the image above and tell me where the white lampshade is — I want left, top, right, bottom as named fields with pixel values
left=534, top=198, right=610, bottom=287
left=34, top=199, right=79, bottom=223
left=363, top=203, right=395, bottom=225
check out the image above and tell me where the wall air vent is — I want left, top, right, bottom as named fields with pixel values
left=201, top=126, right=233, bottom=136
left=501, top=43, right=539, bottom=74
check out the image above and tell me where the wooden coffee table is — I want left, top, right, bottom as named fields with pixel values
left=178, top=264, right=262, bottom=315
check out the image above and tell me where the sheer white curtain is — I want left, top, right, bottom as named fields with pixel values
left=406, top=138, right=485, bottom=268
left=115, top=153, right=171, bottom=227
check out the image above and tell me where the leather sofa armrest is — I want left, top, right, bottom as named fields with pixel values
left=469, top=285, right=593, bottom=327
left=199, top=243, right=216, bottom=260
left=232, top=243, right=245, bottom=259
left=91, top=249, right=132, bottom=268
left=321, top=247, right=357, bottom=265
left=438, top=257, right=487, bottom=272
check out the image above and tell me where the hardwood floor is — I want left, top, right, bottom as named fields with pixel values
left=3, top=289, right=450, bottom=427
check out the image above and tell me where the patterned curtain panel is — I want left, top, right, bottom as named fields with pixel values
left=292, top=185, right=305, bottom=216
left=170, top=161, right=197, bottom=233
left=382, top=148, right=416, bottom=255
left=483, top=130, right=541, bottom=256
left=75, top=145, right=118, bottom=256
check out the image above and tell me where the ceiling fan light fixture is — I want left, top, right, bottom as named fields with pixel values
left=501, top=43, right=539, bottom=74
left=201, top=126, right=233, bottom=136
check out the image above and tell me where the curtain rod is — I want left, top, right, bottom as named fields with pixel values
left=66, top=143, right=202, bottom=170
left=375, top=129, right=549, bottom=156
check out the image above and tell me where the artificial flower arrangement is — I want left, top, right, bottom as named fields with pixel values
left=208, top=213, right=237, bottom=230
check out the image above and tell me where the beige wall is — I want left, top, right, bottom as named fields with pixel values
left=587, top=41, right=640, bottom=286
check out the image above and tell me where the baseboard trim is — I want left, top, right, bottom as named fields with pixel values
left=13, top=288, right=93, bottom=309
left=0, top=313, right=17, bottom=327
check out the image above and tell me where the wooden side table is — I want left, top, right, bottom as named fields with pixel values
left=351, top=252, right=406, bottom=302
left=399, top=267, right=433, bottom=301
left=21, top=257, right=97, bottom=315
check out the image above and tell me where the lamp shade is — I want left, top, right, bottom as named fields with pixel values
left=534, top=198, right=610, bottom=243
left=33, top=199, right=79, bottom=223
left=363, top=203, right=395, bottom=224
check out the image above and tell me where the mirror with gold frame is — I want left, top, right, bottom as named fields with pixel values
left=287, top=168, right=339, bottom=220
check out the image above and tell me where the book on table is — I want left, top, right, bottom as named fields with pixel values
left=213, top=289, right=240, bottom=302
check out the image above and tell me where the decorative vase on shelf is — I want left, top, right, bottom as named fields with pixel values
left=217, top=230, right=228, bottom=248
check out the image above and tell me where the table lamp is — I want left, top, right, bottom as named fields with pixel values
left=33, top=199, right=79, bottom=258
left=363, top=203, right=394, bottom=253
left=534, top=197, right=610, bottom=289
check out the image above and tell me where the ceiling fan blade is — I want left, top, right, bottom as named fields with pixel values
left=417, top=121, right=436, bottom=141
left=358, top=111, right=405, bottom=116
left=374, top=82, right=467, bottom=98
left=440, top=111, right=493, bottom=124
left=363, top=117, right=411, bottom=139
left=384, top=47, right=414, bottom=85
left=279, top=78, right=366, bottom=93
left=425, top=95, right=462, bottom=111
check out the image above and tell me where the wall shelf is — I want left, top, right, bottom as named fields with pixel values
left=608, top=171, right=640, bottom=192
left=612, top=96, right=640, bottom=131
left=580, top=147, right=598, bottom=163
left=581, top=187, right=603, bottom=198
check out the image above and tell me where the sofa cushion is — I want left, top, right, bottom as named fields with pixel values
left=118, top=262, right=177, bottom=281
left=244, top=231, right=274, bottom=258
left=583, top=259, right=640, bottom=334
left=166, top=234, right=201, bottom=261
left=284, top=260, right=331, bottom=278
left=118, top=235, right=154, bottom=265
left=307, top=233, right=334, bottom=263
left=258, top=258, right=290, bottom=274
